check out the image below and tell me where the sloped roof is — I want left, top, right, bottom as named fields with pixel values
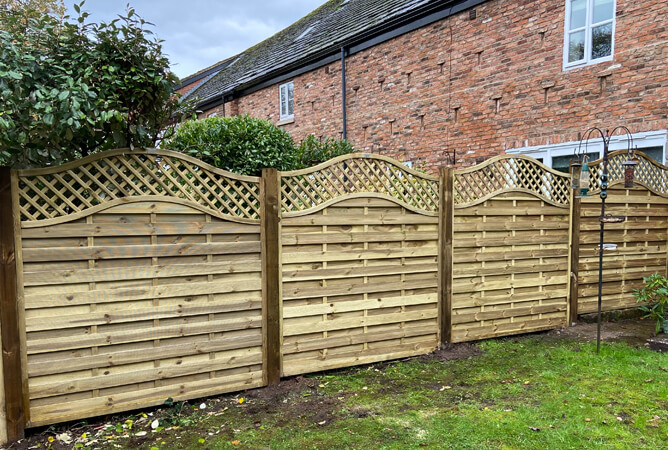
left=189, top=0, right=469, bottom=105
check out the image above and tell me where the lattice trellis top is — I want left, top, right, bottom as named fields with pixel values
left=454, top=154, right=571, bottom=207
left=280, top=153, right=440, bottom=216
left=587, top=150, right=668, bottom=196
left=16, top=148, right=261, bottom=225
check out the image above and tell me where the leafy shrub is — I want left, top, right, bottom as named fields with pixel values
left=633, top=272, right=668, bottom=334
left=165, top=115, right=297, bottom=176
left=296, top=134, right=355, bottom=169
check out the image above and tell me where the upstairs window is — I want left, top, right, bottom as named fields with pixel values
left=279, top=82, right=294, bottom=120
left=564, top=0, right=616, bottom=69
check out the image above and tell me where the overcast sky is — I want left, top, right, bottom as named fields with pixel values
left=65, top=1, right=325, bottom=79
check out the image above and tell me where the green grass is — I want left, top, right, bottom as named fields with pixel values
left=34, top=335, right=668, bottom=450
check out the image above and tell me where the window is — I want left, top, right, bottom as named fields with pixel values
left=279, top=82, right=294, bottom=121
left=506, top=130, right=667, bottom=173
left=564, top=0, right=616, bottom=69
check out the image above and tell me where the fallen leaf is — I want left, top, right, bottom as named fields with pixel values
left=135, top=431, right=147, bottom=437
left=585, top=418, right=591, bottom=422
left=524, top=381, right=530, bottom=385
left=56, top=433, right=72, bottom=444
left=231, top=440, right=240, bottom=445
left=645, top=379, right=654, bottom=383
left=151, top=419, right=160, bottom=430
left=617, top=416, right=624, bottom=422
left=529, top=427, right=541, bottom=431
left=659, top=366, right=666, bottom=372
left=318, top=420, right=326, bottom=425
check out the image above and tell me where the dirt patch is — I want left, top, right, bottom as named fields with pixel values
left=244, top=375, right=317, bottom=404
left=548, top=318, right=656, bottom=345
left=422, top=342, right=482, bottom=362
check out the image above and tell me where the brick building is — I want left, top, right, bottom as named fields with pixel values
left=184, top=0, right=668, bottom=171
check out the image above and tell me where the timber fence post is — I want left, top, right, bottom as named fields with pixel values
left=261, top=168, right=282, bottom=385
left=0, top=167, right=24, bottom=443
left=439, top=168, right=454, bottom=345
left=568, top=191, right=581, bottom=325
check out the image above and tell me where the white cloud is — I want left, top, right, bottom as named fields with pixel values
left=66, top=0, right=325, bottom=78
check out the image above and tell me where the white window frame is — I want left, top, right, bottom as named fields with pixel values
left=506, top=130, right=667, bottom=167
left=279, top=81, right=294, bottom=121
left=563, top=0, right=616, bottom=70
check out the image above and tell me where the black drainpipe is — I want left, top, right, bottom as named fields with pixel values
left=341, top=47, right=347, bottom=140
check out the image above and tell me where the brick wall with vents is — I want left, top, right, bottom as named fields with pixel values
left=201, top=0, right=668, bottom=170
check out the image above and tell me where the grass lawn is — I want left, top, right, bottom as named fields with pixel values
left=13, top=328, right=668, bottom=449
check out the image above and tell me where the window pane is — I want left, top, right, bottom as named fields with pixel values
left=568, top=31, right=585, bottom=62
left=591, top=23, right=612, bottom=59
left=280, top=85, right=287, bottom=116
left=287, top=83, right=294, bottom=116
left=593, top=0, right=614, bottom=23
left=637, top=146, right=664, bottom=164
left=569, top=0, right=587, bottom=30
left=552, top=152, right=600, bottom=173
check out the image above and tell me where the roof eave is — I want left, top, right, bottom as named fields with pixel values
left=195, top=0, right=488, bottom=110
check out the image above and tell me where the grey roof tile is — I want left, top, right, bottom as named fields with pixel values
left=189, top=0, right=437, bottom=105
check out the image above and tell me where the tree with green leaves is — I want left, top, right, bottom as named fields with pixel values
left=0, top=0, right=65, bottom=18
left=0, top=1, right=191, bottom=168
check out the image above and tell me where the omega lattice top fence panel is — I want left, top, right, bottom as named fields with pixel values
left=453, top=154, right=571, bottom=207
left=587, top=150, right=668, bottom=196
left=279, top=153, right=440, bottom=216
left=16, top=148, right=262, bottom=226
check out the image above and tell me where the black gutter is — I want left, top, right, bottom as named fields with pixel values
left=175, top=57, right=236, bottom=90
left=197, top=0, right=488, bottom=111
left=341, top=47, right=347, bottom=141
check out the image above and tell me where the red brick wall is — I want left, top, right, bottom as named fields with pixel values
left=201, top=0, right=668, bottom=170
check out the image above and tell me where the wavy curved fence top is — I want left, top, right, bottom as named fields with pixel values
left=454, top=154, right=571, bottom=207
left=279, top=153, right=440, bottom=216
left=588, top=150, right=668, bottom=196
left=16, top=148, right=261, bottom=225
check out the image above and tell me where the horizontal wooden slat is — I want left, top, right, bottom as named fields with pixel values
left=23, top=260, right=260, bottom=287
left=282, top=231, right=438, bottom=245
left=28, top=371, right=265, bottom=427
left=281, top=214, right=438, bottom=226
left=22, top=241, right=261, bottom=262
left=282, top=324, right=437, bottom=354
left=26, top=300, right=263, bottom=332
left=25, top=278, right=261, bottom=308
left=28, top=330, right=262, bottom=377
left=30, top=351, right=262, bottom=399
left=282, top=340, right=438, bottom=377
left=21, top=222, right=259, bottom=238
left=455, top=206, right=568, bottom=216
left=282, top=246, right=438, bottom=264
left=283, top=262, right=437, bottom=283
left=283, top=293, right=436, bottom=318
left=283, top=309, right=437, bottom=336
left=453, top=261, right=568, bottom=278
left=282, top=276, right=437, bottom=300
left=453, top=247, right=569, bottom=263
left=452, top=303, right=566, bottom=324
left=452, top=318, right=566, bottom=342
left=27, top=314, right=263, bottom=354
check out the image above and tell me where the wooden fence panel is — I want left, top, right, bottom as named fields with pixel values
left=577, top=151, right=668, bottom=314
left=279, top=155, right=440, bottom=376
left=578, top=188, right=668, bottom=313
left=451, top=156, right=571, bottom=342
left=15, top=150, right=264, bottom=427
